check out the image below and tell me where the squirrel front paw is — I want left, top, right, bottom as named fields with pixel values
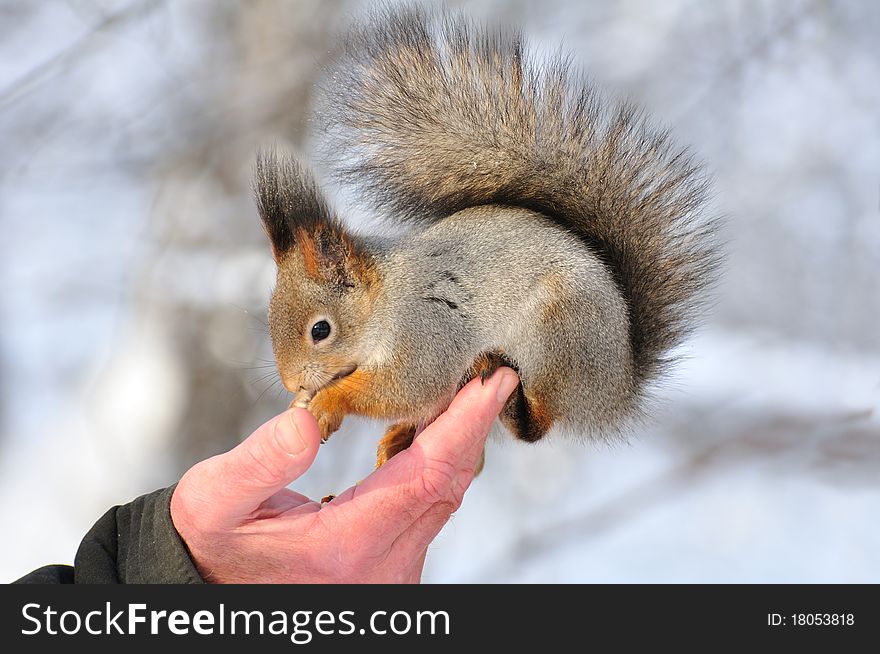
left=303, top=391, right=346, bottom=443
left=316, top=410, right=344, bottom=444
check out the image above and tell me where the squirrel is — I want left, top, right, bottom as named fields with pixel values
left=254, top=6, right=720, bottom=468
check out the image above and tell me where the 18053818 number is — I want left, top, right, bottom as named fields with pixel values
left=791, top=614, right=854, bottom=626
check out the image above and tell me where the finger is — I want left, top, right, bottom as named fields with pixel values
left=327, top=368, right=519, bottom=543
left=180, top=408, right=321, bottom=525
left=411, top=366, right=518, bottom=470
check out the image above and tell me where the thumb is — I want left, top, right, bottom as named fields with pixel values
left=180, top=408, right=321, bottom=524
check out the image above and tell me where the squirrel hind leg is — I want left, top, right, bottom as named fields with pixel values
left=376, top=421, right=488, bottom=477
left=376, top=423, right=418, bottom=468
left=467, top=350, right=553, bottom=443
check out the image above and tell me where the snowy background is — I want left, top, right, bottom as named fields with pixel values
left=1, top=0, right=878, bottom=583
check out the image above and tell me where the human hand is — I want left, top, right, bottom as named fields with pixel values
left=170, top=368, right=519, bottom=583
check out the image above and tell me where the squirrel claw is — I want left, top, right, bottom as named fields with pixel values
left=473, top=350, right=506, bottom=386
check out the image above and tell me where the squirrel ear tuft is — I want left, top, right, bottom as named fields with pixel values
left=253, top=150, right=333, bottom=261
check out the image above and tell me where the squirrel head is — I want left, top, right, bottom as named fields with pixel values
left=255, top=151, right=378, bottom=396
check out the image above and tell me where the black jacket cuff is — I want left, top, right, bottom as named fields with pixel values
left=71, top=485, right=205, bottom=584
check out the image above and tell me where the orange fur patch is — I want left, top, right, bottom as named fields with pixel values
left=376, top=423, right=417, bottom=467
left=525, top=389, right=555, bottom=435
left=309, top=368, right=392, bottom=420
left=295, top=224, right=377, bottom=286
left=296, top=227, right=321, bottom=278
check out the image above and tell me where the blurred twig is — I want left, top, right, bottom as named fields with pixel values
left=672, top=0, right=819, bottom=122
left=0, top=0, right=161, bottom=113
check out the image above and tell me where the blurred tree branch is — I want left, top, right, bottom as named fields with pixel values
left=0, top=0, right=161, bottom=113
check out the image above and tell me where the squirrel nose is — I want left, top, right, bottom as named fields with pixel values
left=278, top=370, right=307, bottom=394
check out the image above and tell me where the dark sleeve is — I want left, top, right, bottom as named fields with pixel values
left=13, top=485, right=204, bottom=584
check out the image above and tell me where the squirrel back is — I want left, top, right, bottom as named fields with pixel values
left=319, top=5, right=720, bottom=391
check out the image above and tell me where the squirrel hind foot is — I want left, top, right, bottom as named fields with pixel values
left=376, top=423, right=418, bottom=468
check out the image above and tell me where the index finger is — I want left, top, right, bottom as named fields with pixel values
left=327, top=368, right=520, bottom=543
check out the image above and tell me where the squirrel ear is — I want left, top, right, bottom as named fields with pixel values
left=254, top=150, right=333, bottom=261
left=298, top=223, right=364, bottom=288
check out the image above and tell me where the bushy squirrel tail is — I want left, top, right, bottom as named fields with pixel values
left=320, top=4, right=721, bottom=387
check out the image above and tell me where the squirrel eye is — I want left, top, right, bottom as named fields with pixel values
left=311, top=320, right=332, bottom=342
